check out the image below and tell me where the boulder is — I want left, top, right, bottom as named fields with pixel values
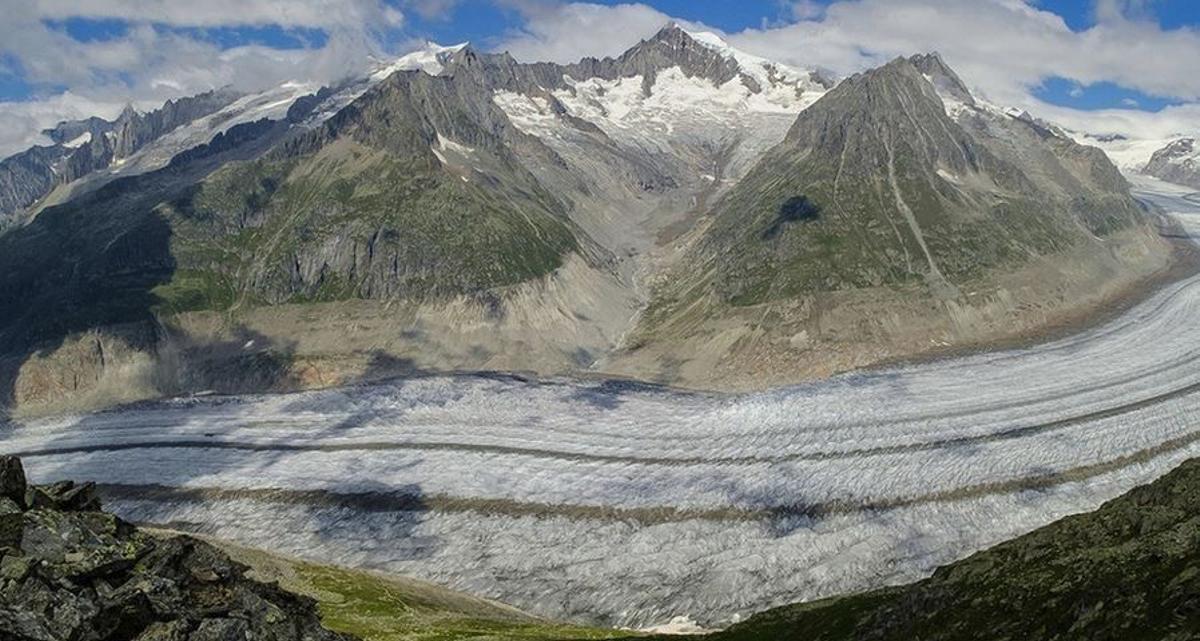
left=0, top=457, right=25, bottom=504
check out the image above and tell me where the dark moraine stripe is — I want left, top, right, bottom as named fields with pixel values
left=94, top=424, right=1200, bottom=526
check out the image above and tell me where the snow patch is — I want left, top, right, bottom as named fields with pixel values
left=437, top=133, right=475, bottom=157
left=370, top=42, right=468, bottom=81
left=638, top=616, right=712, bottom=635
left=550, top=65, right=818, bottom=140
left=491, top=93, right=561, bottom=137
left=62, top=132, right=92, bottom=149
left=684, top=28, right=816, bottom=96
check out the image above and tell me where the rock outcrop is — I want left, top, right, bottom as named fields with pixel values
left=0, top=89, right=242, bottom=226
left=0, top=456, right=353, bottom=641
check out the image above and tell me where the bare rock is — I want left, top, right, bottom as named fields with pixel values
left=0, top=457, right=356, bottom=641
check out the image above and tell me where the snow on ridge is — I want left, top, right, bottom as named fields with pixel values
left=370, top=41, right=469, bottom=81
left=682, top=27, right=817, bottom=92
left=501, top=66, right=814, bottom=146
left=100, top=80, right=322, bottom=179
left=62, top=131, right=92, bottom=149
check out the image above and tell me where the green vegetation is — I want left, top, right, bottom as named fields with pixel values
left=295, top=564, right=628, bottom=641
left=641, top=55, right=1145, bottom=330
left=206, top=538, right=633, bottom=641
left=159, top=134, right=577, bottom=308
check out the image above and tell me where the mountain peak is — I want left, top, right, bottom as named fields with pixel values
left=371, top=41, right=470, bottom=81
left=908, top=52, right=975, bottom=106
left=653, top=21, right=687, bottom=37
left=618, top=22, right=828, bottom=97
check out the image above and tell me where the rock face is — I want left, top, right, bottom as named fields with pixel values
left=0, top=456, right=353, bottom=641
left=710, top=457, right=1200, bottom=641
left=1144, top=137, right=1200, bottom=189
left=0, top=146, right=63, bottom=230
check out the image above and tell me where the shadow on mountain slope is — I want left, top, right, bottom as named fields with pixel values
left=0, top=180, right=175, bottom=420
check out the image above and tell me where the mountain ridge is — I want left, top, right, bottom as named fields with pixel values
left=1144, top=137, right=1200, bottom=189
left=0, top=27, right=1176, bottom=415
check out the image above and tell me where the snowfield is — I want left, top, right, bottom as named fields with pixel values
left=4, top=179, right=1200, bottom=628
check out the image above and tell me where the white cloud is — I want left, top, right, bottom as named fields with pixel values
left=491, top=2, right=677, bottom=63
left=788, top=1, right=826, bottom=21
left=719, top=0, right=1200, bottom=139
left=34, top=0, right=404, bottom=30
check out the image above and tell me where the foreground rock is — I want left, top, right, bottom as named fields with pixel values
left=0, top=456, right=352, bottom=641
left=708, top=458, right=1200, bottom=641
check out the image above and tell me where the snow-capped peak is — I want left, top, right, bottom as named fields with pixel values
left=370, top=41, right=469, bottom=81
left=676, top=27, right=811, bottom=88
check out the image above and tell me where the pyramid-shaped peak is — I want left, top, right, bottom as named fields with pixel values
left=643, top=22, right=709, bottom=48
left=908, top=52, right=975, bottom=105
left=652, top=21, right=689, bottom=37
left=647, top=22, right=741, bottom=55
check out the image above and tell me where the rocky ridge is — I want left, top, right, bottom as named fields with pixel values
left=0, top=89, right=243, bottom=226
left=607, top=52, right=1168, bottom=387
left=0, top=456, right=352, bottom=640
left=1144, top=137, right=1200, bottom=189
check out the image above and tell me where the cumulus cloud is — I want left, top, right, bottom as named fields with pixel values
left=787, top=1, right=827, bottom=21
left=492, top=1, right=677, bottom=63
left=34, top=0, right=405, bottom=30
left=724, top=0, right=1200, bottom=105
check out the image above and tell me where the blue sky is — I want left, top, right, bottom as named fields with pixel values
left=19, top=0, right=1198, bottom=111
left=3, top=1, right=1200, bottom=157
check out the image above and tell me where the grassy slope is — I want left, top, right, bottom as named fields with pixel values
left=198, top=535, right=629, bottom=641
